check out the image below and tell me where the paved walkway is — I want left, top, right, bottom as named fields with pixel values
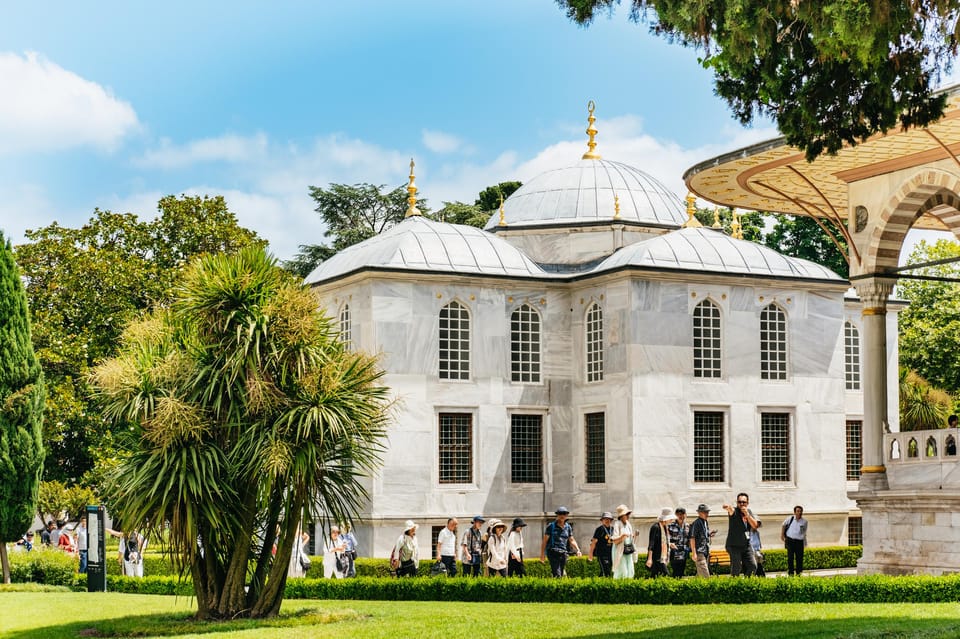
left=764, top=568, right=857, bottom=578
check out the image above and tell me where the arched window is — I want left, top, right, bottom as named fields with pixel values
left=510, top=304, right=541, bottom=383
left=339, top=304, right=352, bottom=350
left=693, top=299, right=722, bottom=378
left=946, top=435, right=957, bottom=457
left=585, top=303, right=603, bottom=382
left=439, top=301, right=470, bottom=380
left=760, top=303, right=787, bottom=380
left=907, top=437, right=919, bottom=458
left=844, top=322, right=861, bottom=390
left=890, top=439, right=901, bottom=460
left=926, top=436, right=938, bottom=457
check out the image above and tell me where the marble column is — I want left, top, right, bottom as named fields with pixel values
left=854, top=277, right=895, bottom=492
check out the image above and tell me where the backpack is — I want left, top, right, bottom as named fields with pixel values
left=125, top=533, right=140, bottom=561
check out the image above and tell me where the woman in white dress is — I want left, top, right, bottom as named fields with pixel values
left=323, top=525, right=347, bottom=579
left=611, top=504, right=637, bottom=579
left=288, top=529, right=311, bottom=578
left=484, top=519, right=509, bottom=577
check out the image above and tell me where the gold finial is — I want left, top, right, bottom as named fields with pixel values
left=731, top=209, right=743, bottom=239
left=681, top=192, right=702, bottom=228
left=405, top=158, right=421, bottom=218
left=613, top=193, right=621, bottom=220
left=712, top=207, right=722, bottom=229
left=582, top=100, right=602, bottom=160
left=498, top=193, right=507, bottom=227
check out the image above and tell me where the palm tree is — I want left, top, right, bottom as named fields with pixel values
left=90, top=246, right=391, bottom=619
left=899, top=367, right=953, bottom=431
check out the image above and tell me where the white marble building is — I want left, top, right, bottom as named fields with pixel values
left=307, top=113, right=899, bottom=557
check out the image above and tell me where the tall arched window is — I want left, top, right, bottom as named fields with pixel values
left=760, top=303, right=787, bottom=380
left=585, top=303, right=603, bottom=382
left=339, top=304, right=352, bottom=350
left=511, top=304, right=541, bottom=383
left=439, top=301, right=470, bottom=380
left=844, top=322, right=861, bottom=390
left=693, top=299, right=722, bottom=378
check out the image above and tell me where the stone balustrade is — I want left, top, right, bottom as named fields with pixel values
left=882, top=428, right=960, bottom=489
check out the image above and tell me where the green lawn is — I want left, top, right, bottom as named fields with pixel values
left=3, top=591, right=960, bottom=638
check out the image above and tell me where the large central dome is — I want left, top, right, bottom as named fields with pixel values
left=485, top=158, right=686, bottom=230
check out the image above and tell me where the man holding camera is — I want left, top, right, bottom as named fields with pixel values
left=722, top=492, right=761, bottom=577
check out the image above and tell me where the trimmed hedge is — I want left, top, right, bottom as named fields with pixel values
left=96, top=573, right=960, bottom=604
left=8, top=548, right=79, bottom=586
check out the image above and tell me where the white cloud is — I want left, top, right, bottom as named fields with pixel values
left=136, top=133, right=269, bottom=169
left=0, top=51, right=139, bottom=154
left=100, top=116, right=781, bottom=262
left=422, top=129, right=464, bottom=154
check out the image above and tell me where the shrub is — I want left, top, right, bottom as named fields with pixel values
left=8, top=548, right=78, bottom=586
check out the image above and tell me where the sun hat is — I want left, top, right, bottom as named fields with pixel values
left=403, top=520, right=418, bottom=532
left=600, top=512, right=614, bottom=520
left=512, top=517, right=527, bottom=528
left=472, top=515, right=486, bottom=523
left=615, top=504, right=632, bottom=518
left=555, top=506, right=570, bottom=515
left=658, top=507, right=676, bottom=522
left=696, top=504, right=711, bottom=513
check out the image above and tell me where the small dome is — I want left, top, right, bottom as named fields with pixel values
left=594, top=227, right=844, bottom=281
left=485, top=159, right=686, bottom=230
left=307, top=217, right=547, bottom=283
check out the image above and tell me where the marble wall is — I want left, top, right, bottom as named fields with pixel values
left=315, top=270, right=892, bottom=557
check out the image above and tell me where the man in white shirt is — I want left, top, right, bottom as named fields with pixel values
left=436, top=518, right=459, bottom=576
left=781, top=505, right=809, bottom=576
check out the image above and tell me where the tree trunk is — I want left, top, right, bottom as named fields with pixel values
left=1, top=543, right=10, bottom=584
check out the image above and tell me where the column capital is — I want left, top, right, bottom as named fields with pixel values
left=854, top=276, right=896, bottom=312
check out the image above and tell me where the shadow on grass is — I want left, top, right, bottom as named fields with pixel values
left=6, top=607, right=367, bottom=638
left=7, top=614, right=960, bottom=639
left=565, top=618, right=960, bottom=639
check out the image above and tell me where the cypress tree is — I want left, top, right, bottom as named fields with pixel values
left=0, top=232, right=45, bottom=583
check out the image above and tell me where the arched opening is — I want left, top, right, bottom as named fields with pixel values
left=925, top=436, right=938, bottom=457
left=907, top=437, right=919, bottom=458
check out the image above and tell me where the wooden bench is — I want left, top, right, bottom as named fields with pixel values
left=710, top=549, right=731, bottom=572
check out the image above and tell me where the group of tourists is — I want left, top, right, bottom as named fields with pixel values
left=289, top=524, right=359, bottom=580
left=394, top=494, right=810, bottom=580
left=15, top=519, right=90, bottom=573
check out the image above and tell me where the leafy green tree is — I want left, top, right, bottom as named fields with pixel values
left=897, top=239, right=960, bottom=395
left=900, top=368, right=953, bottom=431
left=15, top=196, right=262, bottom=484
left=476, top=181, right=522, bottom=212
left=435, top=201, right=489, bottom=228
left=0, top=232, right=45, bottom=583
left=693, top=206, right=766, bottom=242
left=288, top=183, right=429, bottom=278
left=91, top=246, right=391, bottom=619
left=763, top=215, right=849, bottom=278
left=557, top=0, right=955, bottom=159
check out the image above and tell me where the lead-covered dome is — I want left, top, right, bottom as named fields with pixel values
left=307, top=216, right=548, bottom=284
left=485, top=158, right=686, bottom=230
left=594, top=227, right=844, bottom=281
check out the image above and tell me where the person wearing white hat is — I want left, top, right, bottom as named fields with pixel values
left=485, top=519, right=509, bottom=576
left=645, top=508, right=674, bottom=577
left=611, top=505, right=638, bottom=579
left=391, top=520, right=420, bottom=577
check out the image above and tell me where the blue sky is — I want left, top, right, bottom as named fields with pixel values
left=0, top=1, right=949, bottom=261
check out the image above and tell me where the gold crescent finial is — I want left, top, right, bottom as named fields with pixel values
left=681, top=192, right=702, bottom=228
left=498, top=193, right=507, bottom=227
left=405, top=158, right=421, bottom=218
left=582, top=100, right=601, bottom=160
left=613, top=193, right=621, bottom=220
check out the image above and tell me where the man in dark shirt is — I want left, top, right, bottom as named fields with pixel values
left=722, top=492, right=761, bottom=577
left=588, top=512, right=615, bottom=577
left=540, top=506, right=581, bottom=578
